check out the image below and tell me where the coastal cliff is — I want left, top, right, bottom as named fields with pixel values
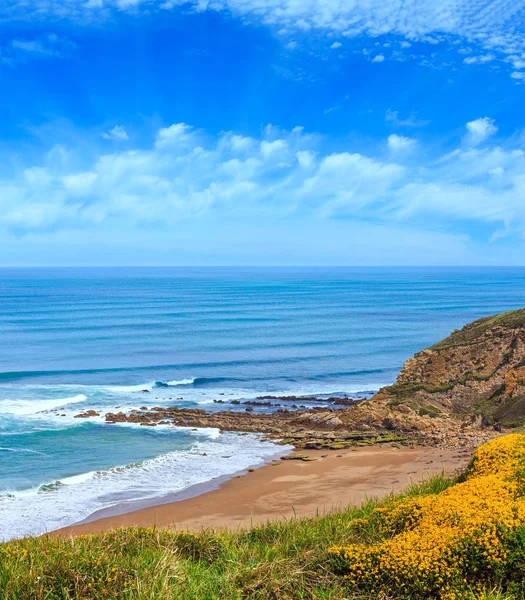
left=343, top=308, right=525, bottom=443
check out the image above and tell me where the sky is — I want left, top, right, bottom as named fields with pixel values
left=1, top=0, right=525, bottom=266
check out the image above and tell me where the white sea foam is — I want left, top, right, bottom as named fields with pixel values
left=103, top=383, right=156, bottom=393
left=165, top=378, right=196, bottom=386
left=0, top=433, right=289, bottom=541
left=113, top=421, right=222, bottom=440
left=268, top=383, right=390, bottom=397
left=60, top=471, right=98, bottom=486
left=0, top=447, right=46, bottom=455
left=0, top=379, right=383, bottom=541
left=104, top=378, right=196, bottom=393
left=0, top=394, right=88, bottom=416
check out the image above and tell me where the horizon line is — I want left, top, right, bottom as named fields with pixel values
left=1, top=265, right=524, bottom=269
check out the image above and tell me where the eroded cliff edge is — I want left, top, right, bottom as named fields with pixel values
left=342, top=308, right=525, bottom=444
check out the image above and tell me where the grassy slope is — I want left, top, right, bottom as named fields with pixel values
left=431, top=308, right=525, bottom=351
left=0, top=474, right=511, bottom=600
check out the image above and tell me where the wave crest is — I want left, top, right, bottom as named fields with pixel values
left=0, top=394, right=88, bottom=416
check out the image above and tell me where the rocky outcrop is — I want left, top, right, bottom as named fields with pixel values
left=104, top=406, right=407, bottom=449
left=74, top=410, right=100, bottom=418
left=362, top=308, right=525, bottom=430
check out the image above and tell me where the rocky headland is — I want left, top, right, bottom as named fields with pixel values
left=350, top=307, right=525, bottom=442
left=101, top=309, right=525, bottom=450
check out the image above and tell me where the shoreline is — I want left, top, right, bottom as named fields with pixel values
left=66, top=445, right=291, bottom=526
left=56, top=444, right=473, bottom=537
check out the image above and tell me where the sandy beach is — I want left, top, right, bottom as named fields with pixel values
left=57, top=444, right=472, bottom=537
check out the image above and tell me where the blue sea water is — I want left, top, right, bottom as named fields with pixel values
left=1, top=266, right=525, bottom=540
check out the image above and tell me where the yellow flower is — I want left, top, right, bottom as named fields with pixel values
left=329, top=434, right=525, bottom=599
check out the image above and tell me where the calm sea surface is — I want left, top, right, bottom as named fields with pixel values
left=1, top=267, right=525, bottom=539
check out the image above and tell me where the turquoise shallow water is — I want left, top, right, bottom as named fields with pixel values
left=1, top=267, right=525, bottom=539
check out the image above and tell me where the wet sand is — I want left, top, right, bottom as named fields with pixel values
left=56, top=444, right=472, bottom=537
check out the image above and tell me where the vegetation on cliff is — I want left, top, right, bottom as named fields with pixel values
left=364, top=308, right=525, bottom=433
left=431, top=309, right=525, bottom=351
left=2, top=435, right=525, bottom=599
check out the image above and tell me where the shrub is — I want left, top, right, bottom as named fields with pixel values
left=329, top=434, right=525, bottom=599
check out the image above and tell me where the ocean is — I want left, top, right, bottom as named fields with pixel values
left=1, top=266, right=525, bottom=540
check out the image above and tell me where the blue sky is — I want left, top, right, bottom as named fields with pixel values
left=2, top=0, right=525, bottom=265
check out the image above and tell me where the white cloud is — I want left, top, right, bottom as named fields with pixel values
left=260, top=139, right=288, bottom=159
left=298, top=152, right=404, bottom=216
left=116, top=0, right=145, bottom=6
left=511, top=71, right=525, bottom=81
left=387, top=134, right=416, bottom=152
left=6, top=34, right=76, bottom=61
left=330, top=41, right=342, bottom=49
left=386, top=110, right=429, bottom=128
left=3, top=118, right=525, bottom=252
left=420, top=35, right=440, bottom=45
left=296, top=150, right=316, bottom=169
left=12, top=39, right=48, bottom=53
left=393, top=146, right=525, bottom=234
left=509, top=56, right=525, bottom=70
left=155, top=122, right=199, bottom=149
left=463, top=54, right=495, bottom=65
left=7, top=0, right=525, bottom=77
left=220, top=133, right=256, bottom=153
left=372, top=54, right=385, bottom=63
left=62, top=171, right=98, bottom=193
left=464, top=117, right=498, bottom=146
left=101, top=125, right=129, bottom=141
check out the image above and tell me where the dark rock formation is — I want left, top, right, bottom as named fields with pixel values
left=74, top=410, right=100, bottom=419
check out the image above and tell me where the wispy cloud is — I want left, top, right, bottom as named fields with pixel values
left=2, top=34, right=76, bottom=64
left=5, top=1, right=525, bottom=77
left=463, top=54, right=496, bottom=65
left=385, top=110, right=429, bottom=128
left=101, top=125, right=129, bottom=141
left=2, top=117, right=525, bottom=251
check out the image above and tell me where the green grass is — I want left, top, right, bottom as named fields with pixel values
left=418, top=404, right=442, bottom=418
left=1, top=472, right=522, bottom=600
left=475, top=393, right=525, bottom=428
left=0, top=476, right=456, bottom=600
left=386, top=370, right=500, bottom=402
left=430, top=308, right=525, bottom=351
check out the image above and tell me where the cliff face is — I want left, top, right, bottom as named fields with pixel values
left=339, top=309, right=525, bottom=445
left=373, top=309, right=525, bottom=427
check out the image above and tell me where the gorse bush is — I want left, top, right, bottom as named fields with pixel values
left=329, top=434, right=525, bottom=599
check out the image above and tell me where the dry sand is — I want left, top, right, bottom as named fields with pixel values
left=57, top=444, right=472, bottom=537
